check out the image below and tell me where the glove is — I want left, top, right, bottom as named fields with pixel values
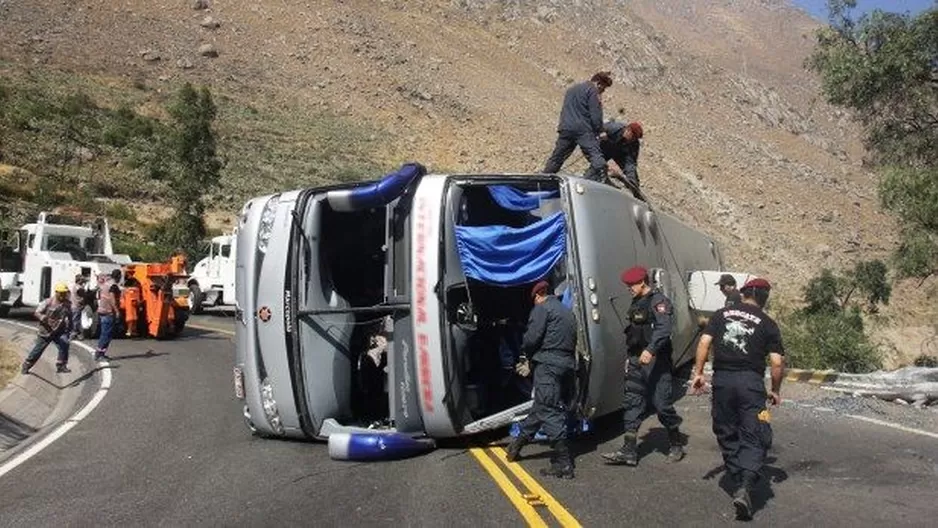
left=514, top=358, right=531, bottom=378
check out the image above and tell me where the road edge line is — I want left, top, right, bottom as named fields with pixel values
left=469, top=447, right=549, bottom=528
left=843, top=414, right=938, bottom=440
left=489, top=446, right=583, bottom=528
left=0, top=321, right=112, bottom=479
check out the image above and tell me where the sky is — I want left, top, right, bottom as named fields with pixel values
left=791, top=0, right=934, bottom=20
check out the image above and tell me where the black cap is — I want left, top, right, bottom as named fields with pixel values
left=715, top=274, right=737, bottom=287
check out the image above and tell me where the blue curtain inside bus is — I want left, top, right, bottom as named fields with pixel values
left=487, top=185, right=559, bottom=212
left=454, top=211, right=567, bottom=286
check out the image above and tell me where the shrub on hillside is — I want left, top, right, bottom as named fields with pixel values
left=780, top=308, right=883, bottom=373
left=779, top=261, right=889, bottom=373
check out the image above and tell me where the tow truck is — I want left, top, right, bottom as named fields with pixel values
left=0, top=212, right=131, bottom=317
left=187, top=230, right=237, bottom=314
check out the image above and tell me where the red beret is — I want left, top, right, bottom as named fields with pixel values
left=627, top=122, right=643, bottom=140
left=531, top=280, right=550, bottom=299
left=620, top=266, right=648, bottom=286
left=742, top=278, right=771, bottom=290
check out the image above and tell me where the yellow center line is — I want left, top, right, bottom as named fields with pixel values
left=185, top=322, right=235, bottom=336
left=489, top=446, right=583, bottom=528
left=469, top=447, right=549, bottom=527
left=194, top=320, right=575, bottom=525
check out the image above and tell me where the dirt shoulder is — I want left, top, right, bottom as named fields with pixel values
left=0, top=339, right=19, bottom=391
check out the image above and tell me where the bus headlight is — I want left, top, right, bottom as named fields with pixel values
left=260, top=377, right=285, bottom=435
left=256, top=195, right=280, bottom=254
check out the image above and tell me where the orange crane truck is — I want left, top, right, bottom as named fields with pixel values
left=119, top=254, right=190, bottom=339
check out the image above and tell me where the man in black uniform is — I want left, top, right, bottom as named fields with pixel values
left=716, top=274, right=742, bottom=307
left=505, top=281, right=578, bottom=479
left=602, top=266, right=685, bottom=466
left=691, top=278, right=785, bottom=521
left=600, top=120, right=643, bottom=198
left=542, top=71, right=613, bottom=182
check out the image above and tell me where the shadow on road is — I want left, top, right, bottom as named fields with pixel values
left=26, top=364, right=119, bottom=390
left=702, top=455, right=789, bottom=519
left=109, top=350, right=169, bottom=362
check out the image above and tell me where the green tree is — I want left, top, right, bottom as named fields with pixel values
left=153, top=83, right=223, bottom=258
left=808, top=1, right=938, bottom=281
left=802, top=260, right=891, bottom=315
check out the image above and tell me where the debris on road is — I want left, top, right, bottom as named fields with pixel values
left=821, top=367, right=938, bottom=407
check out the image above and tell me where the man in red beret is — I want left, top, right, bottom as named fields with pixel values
left=506, top=280, right=579, bottom=479
left=690, top=277, right=785, bottom=520
left=600, top=119, right=644, bottom=199
left=602, top=265, right=685, bottom=467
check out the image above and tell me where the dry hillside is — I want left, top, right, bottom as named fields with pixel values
left=0, top=0, right=934, bottom=363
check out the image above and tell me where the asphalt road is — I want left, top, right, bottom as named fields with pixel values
left=1, top=310, right=936, bottom=526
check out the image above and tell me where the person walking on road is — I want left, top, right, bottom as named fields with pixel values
left=69, top=273, right=88, bottom=340
left=94, top=269, right=122, bottom=361
left=506, top=280, right=579, bottom=479
left=690, top=277, right=785, bottom=521
left=542, top=71, right=613, bottom=182
left=600, top=119, right=644, bottom=198
left=716, top=274, right=742, bottom=307
left=602, top=266, right=685, bottom=466
left=21, top=283, right=73, bottom=375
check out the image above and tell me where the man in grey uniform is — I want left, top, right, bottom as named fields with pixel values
left=506, top=280, right=578, bottom=479
left=542, top=71, right=613, bottom=182
left=603, top=266, right=685, bottom=466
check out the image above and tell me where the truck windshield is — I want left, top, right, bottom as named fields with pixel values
left=44, top=235, right=90, bottom=261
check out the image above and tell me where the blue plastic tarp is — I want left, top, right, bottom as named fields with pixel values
left=487, top=186, right=559, bottom=212
left=454, top=211, right=567, bottom=286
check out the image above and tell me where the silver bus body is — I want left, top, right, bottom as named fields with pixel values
left=235, top=172, right=725, bottom=440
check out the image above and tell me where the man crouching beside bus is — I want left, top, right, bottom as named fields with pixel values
left=505, top=281, right=578, bottom=479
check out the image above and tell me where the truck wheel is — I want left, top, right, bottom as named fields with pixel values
left=188, top=283, right=204, bottom=315
left=81, top=307, right=100, bottom=339
left=0, top=304, right=9, bottom=317
left=173, top=308, right=189, bottom=336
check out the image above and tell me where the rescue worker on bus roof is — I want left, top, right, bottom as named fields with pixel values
left=506, top=280, right=578, bottom=479
left=21, top=283, right=73, bottom=375
left=716, top=274, right=742, bottom=307
left=542, top=71, right=613, bottom=183
left=691, top=277, right=785, bottom=521
left=600, top=119, right=644, bottom=199
left=602, top=266, right=685, bottom=466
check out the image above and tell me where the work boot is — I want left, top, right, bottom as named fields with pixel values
left=666, top=428, right=685, bottom=462
left=505, top=436, right=528, bottom=463
left=601, top=433, right=638, bottom=466
left=539, top=440, right=575, bottom=479
left=733, top=471, right=757, bottom=520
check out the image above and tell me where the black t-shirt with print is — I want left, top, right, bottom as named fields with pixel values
left=703, top=302, right=784, bottom=374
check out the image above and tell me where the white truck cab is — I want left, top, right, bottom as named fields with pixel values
left=0, top=212, right=131, bottom=316
left=187, top=230, right=237, bottom=314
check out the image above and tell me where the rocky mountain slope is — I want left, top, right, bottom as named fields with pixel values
left=0, top=0, right=933, bottom=363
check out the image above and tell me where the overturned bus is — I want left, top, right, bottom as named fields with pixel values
left=234, top=163, right=737, bottom=440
